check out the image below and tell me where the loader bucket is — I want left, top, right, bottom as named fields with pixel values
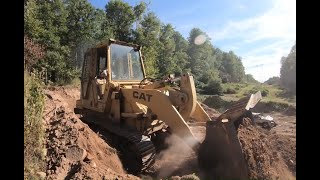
left=198, top=120, right=249, bottom=180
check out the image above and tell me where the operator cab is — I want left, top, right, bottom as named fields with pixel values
left=110, top=43, right=145, bottom=81
left=80, top=39, right=146, bottom=101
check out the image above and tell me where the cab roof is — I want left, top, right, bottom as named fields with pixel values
left=94, top=39, right=141, bottom=50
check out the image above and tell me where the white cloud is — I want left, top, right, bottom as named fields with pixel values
left=211, top=0, right=296, bottom=82
left=213, top=0, right=296, bottom=42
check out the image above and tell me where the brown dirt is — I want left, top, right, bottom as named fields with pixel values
left=238, top=125, right=295, bottom=180
left=43, top=87, right=139, bottom=180
left=43, top=86, right=296, bottom=180
left=199, top=103, right=220, bottom=119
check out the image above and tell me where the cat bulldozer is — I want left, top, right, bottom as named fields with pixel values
left=74, top=39, right=262, bottom=179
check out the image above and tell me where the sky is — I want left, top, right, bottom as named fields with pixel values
left=89, top=0, right=296, bottom=82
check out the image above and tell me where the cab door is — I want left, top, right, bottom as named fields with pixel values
left=81, top=50, right=92, bottom=99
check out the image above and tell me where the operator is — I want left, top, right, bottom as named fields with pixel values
left=99, top=68, right=108, bottom=79
left=96, top=67, right=108, bottom=100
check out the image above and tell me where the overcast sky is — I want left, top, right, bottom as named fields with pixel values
left=89, top=0, right=296, bottom=82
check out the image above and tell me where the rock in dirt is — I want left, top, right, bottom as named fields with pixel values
left=43, top=87, right=138, bottom=180
left=65, top=146, right=87, bottom=162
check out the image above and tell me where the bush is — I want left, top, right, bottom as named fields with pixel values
left=24, top=36, right=45, bottom=70
left=203, top=95, right=232, bottom=111
left=261, top=89, right=269, bottom=97
left=224, top=87, right=237, bottom=94
left=24, top=71, right=46, bottom=179
left=246, top=86, right=269, bottom=97
left=202, top=78, right=223, bottom=95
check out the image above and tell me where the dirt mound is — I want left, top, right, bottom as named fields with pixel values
left=238, top=125, right=295, bottom=180
left=43, top=88, right=139, bottom=180
left=268, top=133, right=296, bottom=173
left=200, top=102, right=220, bottom=119
left=45, top=86, right=80, bottom=111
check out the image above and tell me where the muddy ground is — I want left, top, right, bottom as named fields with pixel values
left=42, top=86, right=296, bottom=180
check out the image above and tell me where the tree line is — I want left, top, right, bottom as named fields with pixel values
left=24, top=0, right=256, bottom=94
left=280, top=43, right=296, bottom=93
left=264, top=43, right=296, bottom=94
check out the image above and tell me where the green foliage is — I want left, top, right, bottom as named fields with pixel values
left=261, top=89, right=269, bottom=97
left=224, top=87, right=237, bottom=94
left=197, top=69, right=223, bottom=95
left=253, top=101, right=290, bottom=113
left=24, top=0, right=250, bottom=88
left=135, top=12, right=161, bottom=77
left=264, top=76, right=280, bottom=85
left=203, top=78, right=223, bottom=95
left=65, top=0, right=96, bottom=46
left=24, top=36, right=45, bottom=70
left=24, top=0, right=45, bottom=40
left=280, top=43, right=296, bottom=93
left=187, top=28, right=213, bottom=78
left=172, top=31, right=190, bottom=75
left=105, top=0, right=140, bottom=41
left=158, top=24, right=176, bottom=76
left=202, top=95, right=232, bottom=112
left=24, top=71, right=45, bottom=179
left=246, top=86, right=269, bottom=97
left=244, top=74, right=259, bottom=84
left=217, top=51, right=245, bottom=83
left=220, top=82, right=295, bottom=113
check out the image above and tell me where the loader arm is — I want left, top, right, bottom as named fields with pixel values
left=121, top=88, right=201, bottom=152
left=162, top=72, right=211, bottom=122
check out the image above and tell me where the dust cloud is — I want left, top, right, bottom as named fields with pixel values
left=153, top=134, right=198, bottom=178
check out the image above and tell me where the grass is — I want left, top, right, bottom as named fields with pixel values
left=64, top=77, right=81, bottom=88
left=221, top=83, right=295, bottom=106
left=198, top=82, right=296, bottom=112
left=24, top=71, right=46, bottom=179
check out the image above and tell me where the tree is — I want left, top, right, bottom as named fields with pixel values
left=172, top=31, right=190, bottom=76
left=187, top=28, right=214, bottom=78
left=24, top=0, right=45, bottom=40
left=158, top=24, right=176, bottom=76
left=92, top=9, right=113, bottom=41
left=135, top=12, right=161, bottom=77
left=264, top=76, right=280, bottom=85
left=133, top=1, right=147, bottom=28
left=280, top=43, right=296, bottom=93
left=35, top=0, right=77, bottom=83
left=105, top=0, right=139, bottom=41
left=65, top=0, right=97, bottom=69
left=198, top=69, right=223, bottom=95
left=217, top=51, right=245, bottom=83
left=24, top=36, right=45, bottom=71
left=65, top=0, right=96, bottom=47
left=24, top=0, right=249, bottom=87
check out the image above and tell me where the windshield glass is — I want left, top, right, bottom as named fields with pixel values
left=110, top=44, right=144, bottom=81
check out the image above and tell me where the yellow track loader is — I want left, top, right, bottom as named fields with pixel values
left=74, top=39, right=262, bottom=179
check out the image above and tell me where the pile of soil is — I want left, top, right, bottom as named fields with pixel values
left=268, top=133, right=296, bottom=174
left=238, top=125, right=295, bottom=180
left=200, top=103, right=220, bottom=119
left=43, top=88, right=139, bottom=180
